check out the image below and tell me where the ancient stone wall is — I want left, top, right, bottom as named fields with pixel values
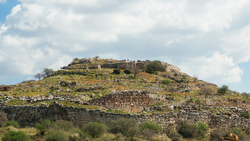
left=88, top=90, right=153, bottom=112
left=1, top=103, right=250, bottom=129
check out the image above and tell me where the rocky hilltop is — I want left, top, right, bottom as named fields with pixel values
left=0, top=57, right=249, bottom=131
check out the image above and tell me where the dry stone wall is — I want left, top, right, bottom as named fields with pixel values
left=1, top=103, right=250, bottom=130
left=88, top=90, right=153, bottom=112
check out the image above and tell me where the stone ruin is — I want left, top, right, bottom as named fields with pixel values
left=88, top=90, right=154, bottom=112
left=1, top=102, right=250, bottom=130
left=67, top=59, right=181, bottom=73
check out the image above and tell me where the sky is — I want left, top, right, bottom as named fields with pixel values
left=0, top=0, right=250, bottom=93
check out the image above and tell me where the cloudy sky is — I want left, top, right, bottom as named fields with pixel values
left=0, top=0, right=250, bottom=93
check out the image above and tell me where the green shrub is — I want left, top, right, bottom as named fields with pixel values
left=113, top=69, right=121, bottom=74
left=82, top=122, right=107, bottom=138
left=240, top=112, right=250, bottom=119
left=124, top=69, right=132, bottom=74
left=227, top=127, right=247, bottom=140
left=4, top=121, right=20, bottom=128
left=210, top=129, right=225, bottom=141
left=35, top=119, right=55, bottom=135
left=178, top=121, right=209, bottom=139
left=197, top=122, right=209, bottom=138
left=217, top=85, right=228, bottom=95
left=2, top=131, right=29, bottom=141
left=178, top=122, right=198, bottom=139
left=146, top=60, right=165, bottom=74
left=46, top=131, right=68, bottom=141
left=108, top=118, right=139, bottom=140
left=162, top=79, right=171, bottom=85
left=140, top=121, right=163, bottom=133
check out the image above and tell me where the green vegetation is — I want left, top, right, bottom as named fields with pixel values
left=108, top=118, right=139, bottom=141
left=82, top=122, right=107, bottom=138
left=113, top=69, right=121, bottom=74
left=140, top=121, right=163, bottom=133
left=240, top=112, right=250, bottom=119
left=162, top=79, right=171, bottom=85
left=35, top=119, right=55, bottom=135
left=146, top=60, right=165, bottom=74
left=124, top=69, right=132, bottom=74
left=2, top=131, right=29, bottom=141
left=4, top=121, right=20, bottom=128
left=227, top=127, right=247, bottom=140
left=178, top=121, right=209, bottom=139
left=46, top=131, right=68, bottom=141
left=217, top=85, right=229, bottom=95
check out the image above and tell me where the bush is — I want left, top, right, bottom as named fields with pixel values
left=162, top=79, right=171, bottom=85
left=197, top=122, right=209, bottom=138
left=82, top=122, right=107, bottom=138
left=178, top=121, right=209, bottom=139
left=0, top=111, right=7, bottom=127
left=35, top=119, right=55, bottom=135
left=146, top=60, right=165, bottom=74
left=4, top=120, right=20, bottom=128
left=217, top=85, right=228, bottom=95
left=2, top=131, right=29, bottom=141
left=113, top=69, right=121, bottom=74
left=240, top=112, right=250, bottom=119
left=227, top=127, right=247, bottom=140
left=140, top=121, right=163, bottom=134
left=178, top=122, right=198, bottom=139
left=210, top=129, right=225, bottom=141
left=108, top=118, right=139, bottom=140
left=165, top=126, right=182, bottom=140
left=46, top=131, right=68, bottom=141
left=124, top=69, right=132, bottom=74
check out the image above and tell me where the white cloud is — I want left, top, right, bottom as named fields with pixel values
left=179, top=52, right=243, bottom=84
left=0, top=0, right=250, bottom=87
left=0, top=0, right=6, bottom=4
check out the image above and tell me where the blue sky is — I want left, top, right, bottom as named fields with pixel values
left=0, top=0, right=250, bottom=93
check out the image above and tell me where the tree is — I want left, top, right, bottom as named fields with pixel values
left=34, top=73, right=44, bottom=80
left=43, top=68, right=54, bottom=77
left=94, top=56, right=100, bottom=60
left=199, top=87, right=213, bottom=105
left=146, top=60, right=165, bottom=74
left=217, top=85, right=228, bottom=95
left=73, top=58, right=79, bottom=62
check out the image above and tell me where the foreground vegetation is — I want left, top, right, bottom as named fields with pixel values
left=0, top=115, right=250, bottom=141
